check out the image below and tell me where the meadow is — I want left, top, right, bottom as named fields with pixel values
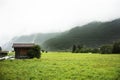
left=0, top=52, right=120, bottom=80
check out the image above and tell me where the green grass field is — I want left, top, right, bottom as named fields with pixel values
left=0, top=52, right=120, bottom=80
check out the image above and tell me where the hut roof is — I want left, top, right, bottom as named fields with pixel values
left=12, top=43, right=35, bottom=48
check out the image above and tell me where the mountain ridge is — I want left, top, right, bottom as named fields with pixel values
left=2, top=33, right=61, bottom=50
left=43, top=18, right=120, bottom=51
left=2, top=18, right=120, bottom=51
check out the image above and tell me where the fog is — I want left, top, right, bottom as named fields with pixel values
left=0, top=0, right=120, bottom=45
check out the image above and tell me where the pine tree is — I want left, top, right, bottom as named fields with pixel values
left=112, top=41, right=120, bottom=53
left=72, top=45, right=76, bottom=53
left=0, top=46, right=2, bottom=51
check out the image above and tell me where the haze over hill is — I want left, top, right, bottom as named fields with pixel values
left=2, top=33, right=60, bottom=50
left=3, top=18, right=120, bottom=51
left=0, top=0, right=120, bottom=46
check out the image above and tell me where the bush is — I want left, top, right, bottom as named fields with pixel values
left=27, top=49, right=35, bottom=58
left=27, top=45, right=41, bottom=58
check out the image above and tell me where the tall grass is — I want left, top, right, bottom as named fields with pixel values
left=0, top=52, right=120, bottom=80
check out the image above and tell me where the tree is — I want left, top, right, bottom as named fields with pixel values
left=112, top=41, right=120, bottom=53
left=80, top=47, right=92, bottom=53
left=72, top=44, right=85, bottom=53
left=92, top=48, right=100, bottom=53
left=77, top=45, right=83, bottom=53
left=0, top=46, right=2, bottom=51
left=72, top=45, right=76, bottom=53
left=77, top=45, right=83, bottom=50
left=100, top=45, right=113, bottom=54
left=33, top=45, right=41, bottom=58
left=27, top=45, right=41, bottom=58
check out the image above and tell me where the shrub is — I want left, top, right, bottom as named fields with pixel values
left=27, top=49, right=35, bottom=58
left=27, top=45, right=41, bottom=59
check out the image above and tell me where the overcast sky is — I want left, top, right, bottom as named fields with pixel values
left=0, top=0, right=120, bottom=46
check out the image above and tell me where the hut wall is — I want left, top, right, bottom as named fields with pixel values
left=14, top=47, right=32, bottom=59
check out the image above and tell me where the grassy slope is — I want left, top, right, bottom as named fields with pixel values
left=0, top=52, right=120, bottom=80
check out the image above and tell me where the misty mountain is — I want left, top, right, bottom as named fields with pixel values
left=2, top=33, right=60, bottom=50
left=3, top=18, right=120, bottom=51
left=43, top=18, right=120, bottom=51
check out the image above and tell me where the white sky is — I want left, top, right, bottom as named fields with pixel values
left=0, top=0, right=120, bottom=46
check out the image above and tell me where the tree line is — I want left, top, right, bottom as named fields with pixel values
left=72, top=40, right=120, bottom=54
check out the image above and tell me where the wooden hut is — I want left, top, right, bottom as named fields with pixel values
left=12, top=43, right=35, bottom=59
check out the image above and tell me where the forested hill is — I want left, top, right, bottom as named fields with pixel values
left=3, top=18, right=120, bottom=51
left=43, top=18, right=120, bottom=51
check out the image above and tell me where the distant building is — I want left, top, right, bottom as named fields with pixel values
left=12, top=43, right=35, bottom=59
